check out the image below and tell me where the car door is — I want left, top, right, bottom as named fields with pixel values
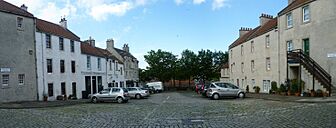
left=98, top=89, right=111, bottom=101
left=226, top=83, right=240, bottom=96
left=111, top=88, right=120, bottom=100
left=127, top=88, right=135, bottom=98
left=216, top=83, right=229, bottom=97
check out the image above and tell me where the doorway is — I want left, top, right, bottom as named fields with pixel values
left=92, top=76, right=97, bottom=94
left=303, top=38, right=310, bottom=56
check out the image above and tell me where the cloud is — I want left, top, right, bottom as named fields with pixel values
left=212, top=0, right=230, bottom=10
left=89, top=2, right=133, bottom=21
left=175, top=0, right=184, bottom=5
left=193, top=0, right=206, bottom=5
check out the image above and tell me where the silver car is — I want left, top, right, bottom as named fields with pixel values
left=127, top=87, right=150, bottom=99
left=207, top=82, right=245, bottom=100
left=89, top=87, right=129, bottom=103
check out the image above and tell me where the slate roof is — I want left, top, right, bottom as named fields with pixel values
left=229, top=18, right=277, bottom=49
left=36, top=19, right=80, bottom=41
left=279, top=0, right=315, bottom=16
left=98, top=48, right=124, bottom=64
left=115, top=48, right=137, bottom=61
left=0, top=0, right=33, bottom=18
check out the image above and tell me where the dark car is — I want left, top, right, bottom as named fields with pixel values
left=141, top=86, right=155, bottom=94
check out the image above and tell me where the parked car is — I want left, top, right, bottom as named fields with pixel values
left=127, top=87, right=150, bottom=99
left=141, top=86, right=155, bottom=94
left=88, top=87, right=129, bottom=103
left=146, top=82, right=164, bottom=93
left=207, top=82, right=245, bottom=100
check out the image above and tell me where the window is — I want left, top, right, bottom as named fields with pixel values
left=2, top=74, right=9, bottom=86
left=61, top=82, right=66, bottom=95
left=303, top=6, right=310, bottom=23
left=18, top=74, right=25, bottom=85
left=266, top=57, right=271, bottom=71
left=48, top=83, right=54, bottom=97
left=251, top=79, right=255, bottom=86
left=287, top=40, right=293, bottom=51
left=230, top=64, right=233, bottom=73
left=120, top=67, right=123, bottom=75
left=287, top=13, right=293, bottom=28
left=115, top=62, right=118, bottom=70
left=47, top=59, right=53, bottom=73
left=251, top=60, right=255, bottom=72
left=60, top=60, right=65, bottom=73
left=46, top=34, right=51, bottom=49
left=109, top=60, right=112, bottom=71
left=241, top=45, right=244, bottom=55
left=87, top=56, right=91, bottom=70
left=251, top=41, right=254, bottom=53
left=17, top=17, right=23, bottom=29
left=230, top=50, right=233, bottom=59
left=98, top=58, right=101, bottom=71
left=71, top=61, right=76, bottom=73
left=241, top=62, right=244, bottom=73
left=265, top=35, right=270, bottom=48
left=59, top=37, right=64, bottom=51
left=70, top=40, right=75, bottom=52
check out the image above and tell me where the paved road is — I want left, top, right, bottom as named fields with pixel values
left=1, top=92, right=336, bottom=128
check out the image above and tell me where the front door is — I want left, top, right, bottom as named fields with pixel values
left=303, top=38, right=310, bottom=56
left=72, top=82, right=76, bottom=97
left=92, top=76, right=97, bottom=94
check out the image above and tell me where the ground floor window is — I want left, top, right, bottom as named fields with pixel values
left=48, top=83, right=54, bottom=97
left=2, top=74, right=9, bottom=86
left=18, top=74, right=25, bottom=85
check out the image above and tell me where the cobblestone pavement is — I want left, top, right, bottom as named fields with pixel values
left=1, top=92, right=336, bottom=128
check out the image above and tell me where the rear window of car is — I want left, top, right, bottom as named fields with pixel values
left=122, top=88, right=128, bottom=92
left=112, top=88, right=120, bottom=92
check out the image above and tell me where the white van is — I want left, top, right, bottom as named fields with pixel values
left=146, top=82, right=164, bottom=92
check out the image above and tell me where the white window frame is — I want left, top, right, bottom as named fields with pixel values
left=266, top=57, right=271, bottom=71
left=302, top=5, right=310, bottom=23
left=287, top=40, right=293, bottom=51
left=87, top=56, right=91, bottom=70
left=263, top=80, right=271, bottom=92
left=98, top=58, right=101, bottom=71
left=2, top=74, right=9, bottom=86
left=287, top=13, right=293, bottom=28
left=265, top=35, right=270, bottom=48
left=18, top=74, right=25, bottom=85
left=251, top=60, right=255, bottom=72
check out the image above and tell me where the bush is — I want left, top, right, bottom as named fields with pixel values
left=290, top=79, right=305, bottom=93
left=279, top=84, right=286, bottom=92
left=316, top=89, right=323, bottom=97
left=271, top=81, right=278, bottom=93
left=253, top=86, right=260, bottom=93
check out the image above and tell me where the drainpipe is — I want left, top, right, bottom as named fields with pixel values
left=33, top=18, right=39, bottom=101
left=40, top=28, right=46, bottom=101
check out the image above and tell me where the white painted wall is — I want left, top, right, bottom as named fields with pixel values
left=36, top=32, right=83, bottom=101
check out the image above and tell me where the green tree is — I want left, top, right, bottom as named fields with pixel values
left=196, top=49, right=214, bottom=81
left=179, top=49, right=198, bottom=86
left=144, top=49, right=177, bottom=84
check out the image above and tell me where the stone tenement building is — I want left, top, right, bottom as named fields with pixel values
left=228, top=0, right=336, bottom=94
left=0, top=1, right=37, bottom=102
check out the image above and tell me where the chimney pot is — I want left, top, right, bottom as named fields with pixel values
left=20, top=4, right=27, bottom=11
left=59, top=17, right=67, bottom=29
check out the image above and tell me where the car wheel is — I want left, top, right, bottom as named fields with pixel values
left=238, top=92, right=245, bottom=98
left=135, top=94, right=141, bottom=99
left=212, top=93, right=219, bottom=100
left=91, top=97, right=98, bottom=103
left=117, top=97, right=123, bottom=104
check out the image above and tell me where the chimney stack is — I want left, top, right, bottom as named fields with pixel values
left=59, top=17, right=67, bottom=29
left=106, top=38, right=115, bottom=52
left=239, top=27, right=252, bottom=37
left=259, top=13, right=273, bottom=26
left=20, top=4, right=27, bottom=11
left=84, top=36, right=95, bottom=47
left=123, top=44, right=129, bottom=53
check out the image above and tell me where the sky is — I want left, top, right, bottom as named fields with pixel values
left=10, top=0, right=288, bottom=69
